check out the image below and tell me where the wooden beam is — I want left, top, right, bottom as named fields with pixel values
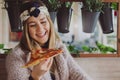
left=117, top=1, right=120, bottom=56
left=102, top=0, right=119, bottom=2
left=80, top=54, right=118, bottom=57
left=60, top=0, right=119, bottom=2
left=59, top=0, right=83, bottom=2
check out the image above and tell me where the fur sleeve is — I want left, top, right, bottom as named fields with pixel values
left=6, top=48, right=30, bottom=80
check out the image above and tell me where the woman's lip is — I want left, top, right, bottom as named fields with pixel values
left=36, top=32, right=46, bottom=38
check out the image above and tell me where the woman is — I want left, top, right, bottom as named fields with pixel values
left=6, top=0, right=92, bottom=80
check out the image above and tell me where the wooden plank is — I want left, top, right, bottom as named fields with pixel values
left=117, top=1, right=120, bottom=57
left=0, top=58, right=7, bottom=80
left=59, top=0, right=83, bottom=2
left=102, top=0, right=119, bottom=2
left=80, top=54, right=118, bottom=57
left=60, top=0, right=119, bottom=2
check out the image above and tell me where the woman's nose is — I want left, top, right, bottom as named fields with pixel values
left=36, top=23, right=44, bottom=32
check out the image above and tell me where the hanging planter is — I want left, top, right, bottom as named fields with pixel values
left=81, top=9, right=100, bottom=33
left=42, top=0, right=62, bottom=23
left=99, top=3, right=114, bottom=34
left=81, top=0, right=104, bottom=33
left=57, top=2, right=72, bottom=33
left=5, top=0, right=22, bottom=32
left=49, top=12, right=57, bottom=23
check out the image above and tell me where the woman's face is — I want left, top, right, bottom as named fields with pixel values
left=27, top=14, right=50, bottom=45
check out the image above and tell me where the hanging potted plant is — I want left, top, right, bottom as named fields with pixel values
left=81, top=0, right=104, bottom=33
left=42, top=0, right=62, bottom=22
left=111, top=2, right=118, bottom=16
left=99, top=3, right=114, bottom=34
left=4, top=0, right=22, bottom=32
left=57, top=2, right=73, bottom=33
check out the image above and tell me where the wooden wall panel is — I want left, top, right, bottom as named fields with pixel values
left=0, top=59, right=7, bottom=80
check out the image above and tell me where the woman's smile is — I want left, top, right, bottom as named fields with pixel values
left=36, top=31, right=46, bottom=38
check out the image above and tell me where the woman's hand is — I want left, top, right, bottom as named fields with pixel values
left=31, top=58, right=53, bottom=80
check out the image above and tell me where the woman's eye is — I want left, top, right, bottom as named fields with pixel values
left=41, top=21, right=46, bottom=25
left=28, top=23, right=36, bottom=27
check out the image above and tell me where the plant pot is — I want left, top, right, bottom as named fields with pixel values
left=49, top=12, right=57, bottom=23
left=5, top=0, right=22, bottom=32
left=57, top=6, right=72, bottom=33
left=81, top=9, right=100, bottom=33
left=99, top=3, right=114, bottom=34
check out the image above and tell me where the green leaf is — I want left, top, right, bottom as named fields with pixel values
left=83, top=0, right=104, bottom=12
left=67, top=45, right=79, bottom=54
left=107, top=46, right=116, bottom=53
left=111, top=2, right=118, bottom=10
left=0, top=44, right=4, bottom=49
left=82, top=45, right=92, bottom=52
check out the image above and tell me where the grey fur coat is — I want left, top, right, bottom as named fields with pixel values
left=6, top=43, right=92, bottom=80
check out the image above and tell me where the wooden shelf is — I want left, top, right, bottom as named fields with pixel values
left=60, top=0, right=119, bottom=2
left=102, top=0, right=119, bottom=2
left=80, top=54, right=118, bottom=57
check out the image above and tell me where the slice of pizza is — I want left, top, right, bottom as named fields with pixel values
left=22, top=48, right=63, bottom=68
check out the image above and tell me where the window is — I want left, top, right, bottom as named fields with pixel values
left=58, top=2, right=118, bottom=57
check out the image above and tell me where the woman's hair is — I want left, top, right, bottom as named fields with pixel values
left=19, top=0, right=61, bottom=52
